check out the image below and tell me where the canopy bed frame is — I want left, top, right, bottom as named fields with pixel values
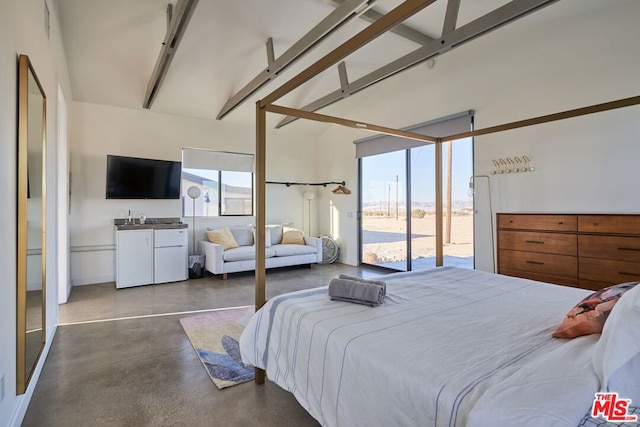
left=251, top=0, right=640, bottom=388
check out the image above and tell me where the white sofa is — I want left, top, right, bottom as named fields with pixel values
left=198, top=225, right=322, bottom=279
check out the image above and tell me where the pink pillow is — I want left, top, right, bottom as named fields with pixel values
left=552, top=282, right=638, bottom=339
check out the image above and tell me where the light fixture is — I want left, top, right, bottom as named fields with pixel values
left=187, top=186, right=201, bottom=254
left=303, top=190, right=315, bottom=236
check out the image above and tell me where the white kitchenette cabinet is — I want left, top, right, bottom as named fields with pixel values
left=116, top=229, right=154, bottom=288
left=116, top=225, right=188, bottom=288
left=154, top=228, right=188, bottom=284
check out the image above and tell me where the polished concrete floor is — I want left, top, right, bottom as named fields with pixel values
left=23, top=264, right=383, bottom=426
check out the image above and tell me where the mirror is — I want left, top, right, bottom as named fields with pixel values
left=17, top=54, right=46, bottom=395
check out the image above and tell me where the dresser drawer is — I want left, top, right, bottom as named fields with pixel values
left=500, top=268, right=579, bottom=287
left=579, top=215, right=640, bottom=235
left=579, top=235, right=640, bottom=262
left=499, top=231, right=576, bottom=256
left=498, top=214, right=577, bottom=232
left=499, top=250, right=577, bottom=278
left=578, top=279, right=615, bottom=292
left=579, top=257, right=640, bottom=285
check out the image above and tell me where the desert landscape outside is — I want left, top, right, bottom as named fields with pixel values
left=360, top=138, right=474, bottom=271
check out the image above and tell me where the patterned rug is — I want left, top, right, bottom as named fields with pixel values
left=180, top=306, right=255, bottom=389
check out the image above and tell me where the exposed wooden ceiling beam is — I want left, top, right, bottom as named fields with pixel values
left=276, top=0, right=558, bottom=128
left=442, top=0, right=461, bottom=34
left=216, top=0, right=377, bottom=120
left=266, top=103, right=438, bottom=143
left=261, top=0, right=437, bottom=108
left=143, top=0, right=200, bottom=109
left=325, top=0, right=435, bottom=45
left=440, top=95, right=640, bottom=142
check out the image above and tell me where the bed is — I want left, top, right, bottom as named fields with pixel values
left=240, top=267, right=640, bottom=427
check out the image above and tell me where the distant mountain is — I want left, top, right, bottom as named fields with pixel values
left=362, top=199, right=471, bottom=212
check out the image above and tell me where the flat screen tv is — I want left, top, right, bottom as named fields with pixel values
left=106, top=155, right=181, bottom=199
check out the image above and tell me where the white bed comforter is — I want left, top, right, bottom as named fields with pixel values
left=240, top=267, right=603, bottom=427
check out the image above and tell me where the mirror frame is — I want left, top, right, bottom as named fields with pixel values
left=17, top=54, right=46, bottom=395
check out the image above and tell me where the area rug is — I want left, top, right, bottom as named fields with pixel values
left=180, top=306, right=255, bottom=389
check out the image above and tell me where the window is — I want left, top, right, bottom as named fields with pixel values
left=181, top=149, right=254, bottom=217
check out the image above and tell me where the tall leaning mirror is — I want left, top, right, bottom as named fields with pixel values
left=17, top=54, right=46, bottom=395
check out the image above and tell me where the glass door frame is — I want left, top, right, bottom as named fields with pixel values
left=358, top=138, right=474, bottom=271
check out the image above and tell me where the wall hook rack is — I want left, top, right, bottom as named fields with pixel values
left=491, top=155, right=534, bottom=174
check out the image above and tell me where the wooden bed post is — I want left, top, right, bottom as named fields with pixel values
left=255, top=101, right=267, bottom=384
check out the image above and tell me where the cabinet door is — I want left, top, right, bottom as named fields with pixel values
left=117, top=229, right=154, bottom=288
left=154, top=246, right=187, bottom=284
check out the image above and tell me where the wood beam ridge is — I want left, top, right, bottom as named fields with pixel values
left=266, top=104, right=437, bottom=143
left=276, top=0, right=558, bottom=128
left=143, top=0, right=200, bottom=109
left=326, top=0, right=435, bottom=45
left=216, top=0, right=374, bottom=120
left=260, top=0, right=437, bottom=108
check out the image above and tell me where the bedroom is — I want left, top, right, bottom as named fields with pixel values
left=1, top=0, right=639, bottom=425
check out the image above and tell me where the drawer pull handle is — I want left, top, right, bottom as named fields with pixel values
left=526, top=260, right=545, bottom=265
left=619, top=271, right=639, bottom=277
left=618, top=247, right=640, bottom=252
left=525, top=240, right=544, bottom=244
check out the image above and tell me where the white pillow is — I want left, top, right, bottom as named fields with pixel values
left=248, top=225, right=272, bottom=247
left=592, top=283, right=640, bottom=402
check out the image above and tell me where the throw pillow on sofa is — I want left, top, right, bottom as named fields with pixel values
left=248, top=225, right=273, bottom=247
left=282, top=229, right=305, bottom=245
left=206, top=227, right=239, bottom=250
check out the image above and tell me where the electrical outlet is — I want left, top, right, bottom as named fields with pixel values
left=1, top=373, right=5, bottom=402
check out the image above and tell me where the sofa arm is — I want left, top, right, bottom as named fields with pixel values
left=304, top=236, right=323, bottom=263
left=198, top=240, right=224, bottom=274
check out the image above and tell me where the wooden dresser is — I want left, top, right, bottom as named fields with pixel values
left=497, top=213, right=640, bottom=290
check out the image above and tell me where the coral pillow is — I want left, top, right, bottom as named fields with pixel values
left=206, top=227, right=239, bottom=250
left=281, top=229, right=305, bottom=245
left=553, top=282, right=639, bottom=339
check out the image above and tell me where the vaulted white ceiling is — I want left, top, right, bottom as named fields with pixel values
left=55, top=0, right=610, bottom=133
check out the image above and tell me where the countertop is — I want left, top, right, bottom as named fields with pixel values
left=114, top=217, right=188, bottom=231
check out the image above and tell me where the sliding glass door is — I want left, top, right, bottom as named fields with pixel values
left=410, top=144, right=437, bottom=270
left=357, top=113, right=474, bottom=272
left=441, top=138, right=474, bottom=268
left=360, top=151, right=408, bottom=271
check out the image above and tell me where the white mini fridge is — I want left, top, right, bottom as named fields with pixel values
left=154, top=228, right=188, bottom=284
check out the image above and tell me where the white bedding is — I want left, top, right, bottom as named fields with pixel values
left=240, top=267, right=613, bottom=427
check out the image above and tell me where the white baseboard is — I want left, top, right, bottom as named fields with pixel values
left=9, top=325, right=57, bottom=427
left=72, top=275, right=114, bottom=286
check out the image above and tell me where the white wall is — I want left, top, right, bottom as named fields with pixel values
left=69, top=101, right=320, bottom=285
left=313, top=0, right=640, bottom=269
left=0, top=0, right=72, bottom=425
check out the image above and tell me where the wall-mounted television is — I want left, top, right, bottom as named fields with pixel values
left=106, top=155, right=181, bottom=199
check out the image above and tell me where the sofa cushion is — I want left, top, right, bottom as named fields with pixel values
left=223, top=246, right=276, bottom=262
left=229, top=226, right=254, bottom=246
left=271, top=244, right=317, bottom=257
left=266, top=225, right=283, bottom=245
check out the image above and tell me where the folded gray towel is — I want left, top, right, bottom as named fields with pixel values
left=328, top=278, right=384, bottom=307
left=338, top=274, right=387, bottom=296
